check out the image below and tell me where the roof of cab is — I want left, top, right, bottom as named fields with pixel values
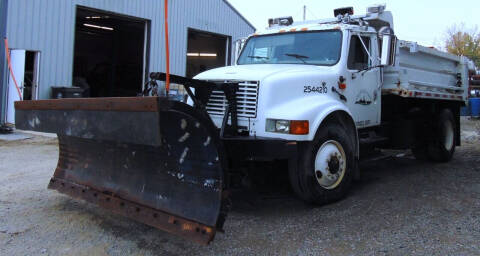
left=254, top=21, right=374, bottom=37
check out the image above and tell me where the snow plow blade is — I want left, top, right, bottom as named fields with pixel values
left=15, top=97, right=227, bottom=244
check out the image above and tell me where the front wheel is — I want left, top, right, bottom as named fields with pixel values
left=289, top=121, right=355, bottom=205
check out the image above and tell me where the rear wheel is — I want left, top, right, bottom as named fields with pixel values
left=289, top=121, right=355, bottom=205
left=427, top=109, right=456, bottom=162
left=411, top=108, right=456, bottom=162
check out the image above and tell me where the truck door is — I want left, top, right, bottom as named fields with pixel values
left=344, top=33, right=381, bottom=128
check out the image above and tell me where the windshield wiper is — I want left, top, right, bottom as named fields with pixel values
left=285, top=53, right=309, bottom=64
left=247, top=55, right=269, bottom=59
left=247, top=55, right=269, bottom=63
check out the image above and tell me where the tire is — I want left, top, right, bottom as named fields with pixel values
left=289, top=121, right=355, bottom=205
left=427, top=109, right=456, bottom=162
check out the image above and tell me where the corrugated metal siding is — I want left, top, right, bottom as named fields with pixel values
left=5, top=0, right=254, bottom=99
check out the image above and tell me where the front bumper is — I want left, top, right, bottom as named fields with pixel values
left=223, top=136, right=298, bottom=161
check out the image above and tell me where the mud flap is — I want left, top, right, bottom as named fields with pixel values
left=15, top=97, right=227, bottom=244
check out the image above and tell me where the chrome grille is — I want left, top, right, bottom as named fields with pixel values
left=206, top=81, right=259, bottom=118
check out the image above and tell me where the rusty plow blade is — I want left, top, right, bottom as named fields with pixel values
left=15, top=97, right=227, bottom=244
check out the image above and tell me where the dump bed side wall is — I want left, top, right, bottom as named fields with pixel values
left=383, top=40, right=468, bottom=103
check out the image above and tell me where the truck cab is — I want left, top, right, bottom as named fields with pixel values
left=195, top=6, right=394, bottom=141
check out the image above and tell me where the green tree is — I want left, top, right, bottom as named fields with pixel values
left=445, top=24, right=480, bottom=67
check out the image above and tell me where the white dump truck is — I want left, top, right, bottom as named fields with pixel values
left=194, top=5, right=469, bottom=203
left=15, top=4, right=469, bottom=244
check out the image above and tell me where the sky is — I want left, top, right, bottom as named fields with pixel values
left=228, top=0, right=479, bottom=48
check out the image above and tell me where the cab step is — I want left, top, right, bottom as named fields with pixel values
left=359, top=131, right=389, bottom=146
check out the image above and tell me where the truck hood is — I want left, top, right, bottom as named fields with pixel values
left=194, top=64, right=323, bottom=81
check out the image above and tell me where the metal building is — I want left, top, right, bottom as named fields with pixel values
left=0, top=0, right=255, bottom=125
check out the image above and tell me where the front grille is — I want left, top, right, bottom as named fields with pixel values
left=206, top=81, right=259, bottom=118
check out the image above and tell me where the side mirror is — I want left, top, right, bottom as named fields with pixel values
left=381, top=35, right=396, bottom=66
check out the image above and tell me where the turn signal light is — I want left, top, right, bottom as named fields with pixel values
left=290, top=121, right=309, bottom=135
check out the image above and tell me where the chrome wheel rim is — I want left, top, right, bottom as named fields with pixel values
left=314, top=140, right=346, bottom=190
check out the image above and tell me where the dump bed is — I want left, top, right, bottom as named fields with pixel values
left=383, top=40, right=469, bottom=103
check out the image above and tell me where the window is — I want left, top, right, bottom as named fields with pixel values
left=347, top=35, right=370, bottom=70
left=237, top=31, right=342, bottom=66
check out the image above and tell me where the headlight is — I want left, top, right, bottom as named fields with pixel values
left=275, top=120, right=290, bottom=133
left=266, top=119, right=309, bottom=134
left=266, top=119, right=292, bottom=133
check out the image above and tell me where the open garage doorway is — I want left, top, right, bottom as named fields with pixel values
left=73, top=7, right=149, bottom=97
left=5, top=50, right=40, bottom=124
left=186, top=29, right=230, bottom=78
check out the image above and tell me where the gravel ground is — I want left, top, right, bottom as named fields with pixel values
left=1, top=118, right=479, bottom=255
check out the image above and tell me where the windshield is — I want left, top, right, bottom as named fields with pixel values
left=237, top=30, right=342, bottom=66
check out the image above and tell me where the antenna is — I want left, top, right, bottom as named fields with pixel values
left=303, top=5, right=306, bottom=21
